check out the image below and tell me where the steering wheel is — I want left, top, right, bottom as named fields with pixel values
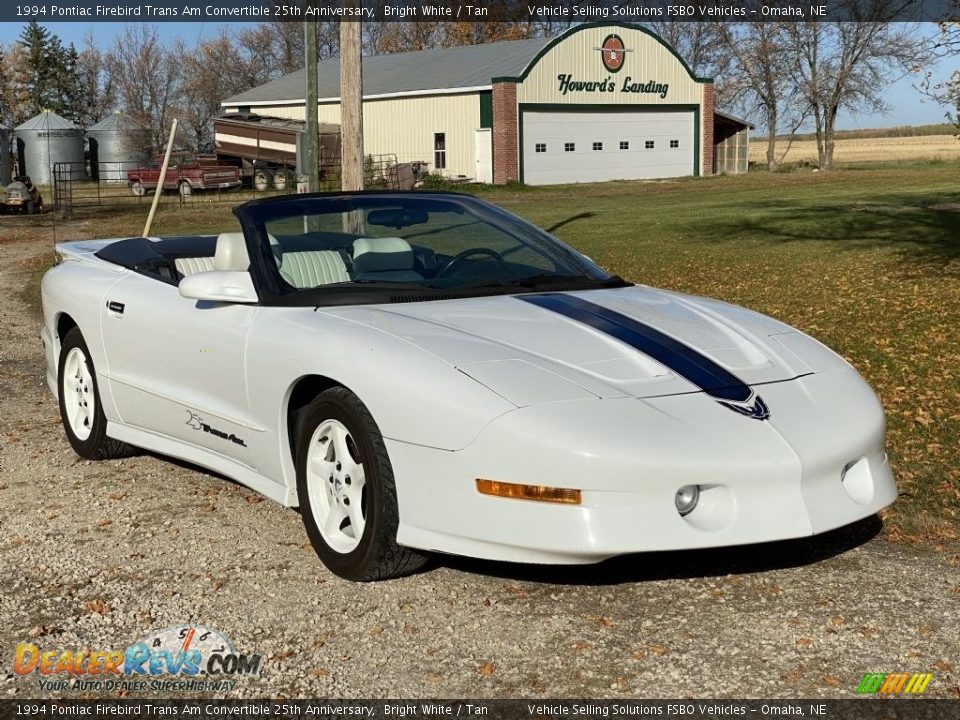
left=436, top=247, right=504, bottom=277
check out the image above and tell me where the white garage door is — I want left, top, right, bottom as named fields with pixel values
left=522, top=110, right=695, bottom=185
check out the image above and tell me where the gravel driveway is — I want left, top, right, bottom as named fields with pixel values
left=1, top=230, right=958, bottom=700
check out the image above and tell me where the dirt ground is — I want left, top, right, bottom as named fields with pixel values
left=1, top=219, right=958, bottom=700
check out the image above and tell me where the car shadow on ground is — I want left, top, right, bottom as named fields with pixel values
left=432, top=515, right=884, bottom=586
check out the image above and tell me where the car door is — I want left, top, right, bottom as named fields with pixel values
left=99, top=272, right=260, bottom=467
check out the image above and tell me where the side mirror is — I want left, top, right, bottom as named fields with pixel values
left=178, top=271, right=258, bottom=304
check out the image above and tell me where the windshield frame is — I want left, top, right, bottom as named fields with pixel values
left=233, top=191, right=629, bottom=307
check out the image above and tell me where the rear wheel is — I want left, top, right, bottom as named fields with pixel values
left=130, top=180, right=145, bottom=197
left=296, top=387, right=428, bottom=581
left=58, top=328, right=134, bottom=460
left=178, top=181, right=192, bottom=198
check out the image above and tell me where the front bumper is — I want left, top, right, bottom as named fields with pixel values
left=390, top=368, right=896, bottom=564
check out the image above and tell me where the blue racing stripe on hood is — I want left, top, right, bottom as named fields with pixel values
left=518, top=293, right=753, bottom=403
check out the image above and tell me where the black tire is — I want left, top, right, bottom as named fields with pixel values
left=25, top=200, right=35, bottom=215
left=57, top=328, right=135, bottom=460
left=296, top=387, right=428, bottom=581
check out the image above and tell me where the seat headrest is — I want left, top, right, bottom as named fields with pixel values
left=214, top=232, right=249, bottom=272
left=352, top=237, right=414, bottom=274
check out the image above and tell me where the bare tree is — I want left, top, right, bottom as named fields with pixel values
left=920, top=21, right=960, bottom=132
left=784, top=9, right=927, bottom=170
left=106, top=25, right=181, bottom=151
left=177, top=33, right=243, bottom=151
left=75, top=31, right=114, bottom=127
left=716, top=23, right=808, bottom=171
left=0, top=42, right=32, bottom=126
left=647, top=23, right=733, bottom=78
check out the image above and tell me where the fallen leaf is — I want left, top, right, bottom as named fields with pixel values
left=29, top=625, right=59, bottom=638
left=368, top=626, right=384, bottom=636
left=425, top=673, right=443, bottom=684
left=823, top=675, right=841, bottom=687
left=244, top=495, right=263, bottom=505
left=650, top=644, right=669, bottom=656
left=270, top=650, right=295, bottom=662
left=477, top=661, right=495, bottom=677
left=310, top=667, right=330, bottom=678
left=83, top=599, right=111, bottom=615
left=570, top=642, right=593, bottom=652
left=796, top=637, right=814, bottom=647
left=934, top=660, right=954, bottom=672
left=96, top=519, right=112, bottom=528
left=586, top=614, right=614, bottom=628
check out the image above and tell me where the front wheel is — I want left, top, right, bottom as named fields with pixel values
left=130, top=180, right=145, bottom=197
left=296, top=387, right=428, bottom=581
left=57, top=328, right=134, bottom=460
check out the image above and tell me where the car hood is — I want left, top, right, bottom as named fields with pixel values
left=326, top=286, right=850, bottom=406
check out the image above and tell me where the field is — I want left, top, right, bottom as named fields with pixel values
left=748, top=134, right=960, bottom=166
left=3, top=164, right=959, bottom=541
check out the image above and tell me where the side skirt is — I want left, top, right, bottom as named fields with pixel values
left=106, top=421, right=297, bottom=507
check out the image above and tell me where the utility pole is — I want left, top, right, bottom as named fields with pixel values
left=304, top=19, right=320, bottom=192
left=340, top=13, right=364, bottom=191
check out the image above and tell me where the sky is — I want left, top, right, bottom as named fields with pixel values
left=0, top=20, right=955, bottom=130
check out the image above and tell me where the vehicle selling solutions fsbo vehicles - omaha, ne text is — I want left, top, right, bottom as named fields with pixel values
left=40, top=193, right=897, bottom=580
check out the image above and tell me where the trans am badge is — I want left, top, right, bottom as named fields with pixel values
left=185, top=410, right=247, bottom=447
left=597, top=34, right=630, bottom=73
left=718, top=394, right=771, bottom=421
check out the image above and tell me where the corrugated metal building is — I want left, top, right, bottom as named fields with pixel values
left=222, top=23, right=750, bottom=185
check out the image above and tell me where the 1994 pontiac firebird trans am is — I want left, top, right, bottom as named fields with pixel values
left=40, top=192, right=897, bottom=580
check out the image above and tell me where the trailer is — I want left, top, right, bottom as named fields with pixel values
left=213, top=114, right=341, bottom=189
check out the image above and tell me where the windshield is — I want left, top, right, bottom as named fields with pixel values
left=237, top=193, right=624, bottom=305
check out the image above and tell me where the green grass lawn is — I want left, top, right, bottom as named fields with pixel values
left=7, top=164, right=959, bottom=541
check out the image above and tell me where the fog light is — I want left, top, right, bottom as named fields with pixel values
left=675, top=484, right=700, bottom=516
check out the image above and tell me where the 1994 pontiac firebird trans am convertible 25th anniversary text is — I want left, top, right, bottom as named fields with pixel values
left=40, top=192, right=897, bottom=581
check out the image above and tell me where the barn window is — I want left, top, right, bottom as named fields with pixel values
left=619, top=141, right=629, bottom=150
left=592, top=142, right=603, bottom=151
left=645, top=140, right=655, bottom=149
left=434, top=133, right=446, bottom=170
left=564, top=143, right=575, bottom=152
left=670, top=139, right=679, bottom=148
left=535, top=143, right=546, bottom=153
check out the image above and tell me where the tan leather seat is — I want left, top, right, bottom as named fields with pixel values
left=174, top=256, right=216, bottom=276
left=280, top=251, right=350, bottom=288
left=214, top=232, right=250, bottom=272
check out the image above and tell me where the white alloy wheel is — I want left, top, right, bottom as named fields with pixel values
left=62, top=346, right=95, bottom=441
left=306, top=419, right=367, bottom=554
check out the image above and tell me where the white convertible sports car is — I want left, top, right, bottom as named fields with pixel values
left=41, top=192, right=896, bottom=580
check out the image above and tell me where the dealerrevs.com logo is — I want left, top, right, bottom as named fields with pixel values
left=856, top=672, right=933, bottom=695
left=14, top=625, right=262, bottom=693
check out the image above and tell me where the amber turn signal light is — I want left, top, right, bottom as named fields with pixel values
left=475, top=479, right=581, bottom=505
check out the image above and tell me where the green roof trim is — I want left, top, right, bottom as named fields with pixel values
left=492, top=22, right=714, bottom=86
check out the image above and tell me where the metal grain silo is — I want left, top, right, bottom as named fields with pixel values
left=14, top=110, right=85, bottom=186
left=87, top=112, right=151, bottom=182
left=0, top=123, right=11, bottom=186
